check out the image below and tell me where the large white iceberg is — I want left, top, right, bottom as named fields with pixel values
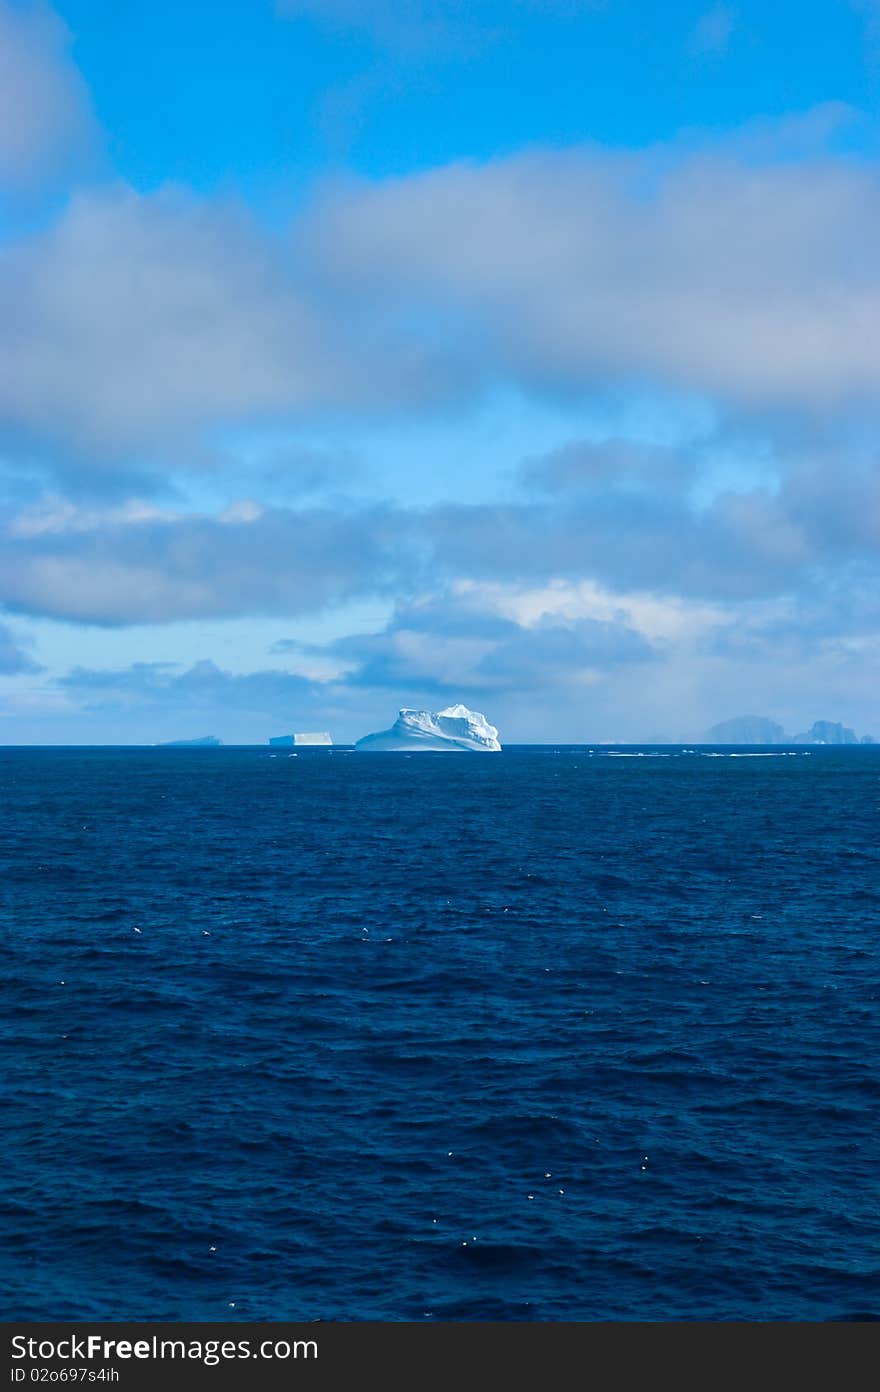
left=354, top=704, right=502, bottom=752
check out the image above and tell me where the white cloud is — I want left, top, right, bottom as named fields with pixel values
left=452, top=578, right=727, bottom=642
left=2, top=118, right=880, bottom=472
left=8, top=495, right=175, bottom=538
left=0, top=0, right=97, bottom=190
left=0, top=499, right=406, bottom=624
left=0, top=183, right=465, bottom=460
left=302, top=131, right=880, bottom=410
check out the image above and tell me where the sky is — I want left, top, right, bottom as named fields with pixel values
left=1, top=0, right=879, bottom=743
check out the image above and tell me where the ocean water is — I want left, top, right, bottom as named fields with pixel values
left=2, top=745, right=879, bottom=1322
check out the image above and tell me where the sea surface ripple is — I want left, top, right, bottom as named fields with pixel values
left=2, top=745, right=879, bottom=1321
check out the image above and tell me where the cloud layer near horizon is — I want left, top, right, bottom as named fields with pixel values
left=2, top=425, right=877, bottom=625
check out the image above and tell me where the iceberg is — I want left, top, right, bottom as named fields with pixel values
left=269, top=732, right=333, bottom=747
left=158, top=735, right=222, bottom=747
left=705, top=716, right=787, bottom=745
left=354, top=704, right=502, bottom=752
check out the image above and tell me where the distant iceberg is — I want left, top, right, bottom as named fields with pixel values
left=158, top=735, right=222, bottom=747
left=355, top=704, right=501, bottom=752
left=705, top=716, right=787, bottom=744
left=269, top=732, right=332, bottom=747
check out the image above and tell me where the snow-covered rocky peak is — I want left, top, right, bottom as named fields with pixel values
left=354, top=704, right=502, bottom=752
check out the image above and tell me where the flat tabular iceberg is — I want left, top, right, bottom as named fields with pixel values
left=354, top=704, right=502, bottom=752
left=269, top=732, right=333, bottom=747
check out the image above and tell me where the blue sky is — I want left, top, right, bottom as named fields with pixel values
left=1, top=0, right=879, bottom=742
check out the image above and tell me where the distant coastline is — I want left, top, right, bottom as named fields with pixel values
left=704, top=716, right=875, bottom=746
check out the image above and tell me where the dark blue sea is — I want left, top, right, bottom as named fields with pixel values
left=2, top=745, right=879, bottom=1322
